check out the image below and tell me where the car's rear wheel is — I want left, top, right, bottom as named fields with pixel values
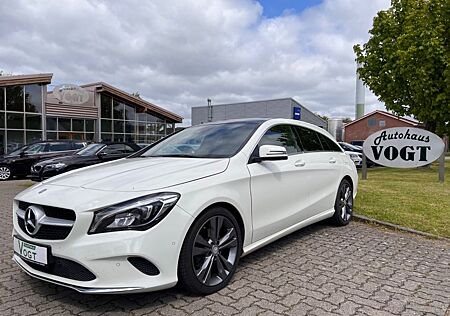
left=178, top=206, right=242, bottom=295
left=331, top=179, right=353, bottom=226
left=0, top=166, right=12, bottom=181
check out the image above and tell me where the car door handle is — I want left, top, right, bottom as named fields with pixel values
left=294, top=160, right=306, bottom=167
left=329, top=157, right=337, bottom=164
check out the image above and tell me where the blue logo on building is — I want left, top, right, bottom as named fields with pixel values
left=293, top=107, right=301, bottom=120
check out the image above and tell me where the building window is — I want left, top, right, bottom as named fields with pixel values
left=0, top=87, right=4, bottom=111
left=24, top=84, right=43, bottom=113
left=379, top=120, right=386, bottom=127
left=101, top=95, right=112, bottom=118
left=7, top=113, right=24, bottom=129
left=46, top=117, right=96, bottom=141
left=368, top=118, right=377, bottom=126
left=99, top=93, right=174, bottom=144
left=6, top=86, right=24, bottom=112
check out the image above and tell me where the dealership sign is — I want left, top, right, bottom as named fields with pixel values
left=53, top=84, right=90, bottom=105
left=363, top=127, right=445, bottom=168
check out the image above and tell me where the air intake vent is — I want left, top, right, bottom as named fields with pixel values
left=128, top=257, right=160, bottom=276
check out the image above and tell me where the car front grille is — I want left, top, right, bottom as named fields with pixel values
left=16, top=201, right=76, bottom=240
left=22, top=256, right=96, bottom=281
left=31, top=165, right=42, bottom=172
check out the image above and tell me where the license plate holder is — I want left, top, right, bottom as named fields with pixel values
left=13, top=236, right=51, bottom=266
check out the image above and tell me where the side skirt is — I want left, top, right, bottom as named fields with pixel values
left=242, top=208, right=334, bottom=257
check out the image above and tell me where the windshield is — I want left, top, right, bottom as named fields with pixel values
left=76, top=143, right=105, bottom=156
left=138, top=122, right=261, bottom=158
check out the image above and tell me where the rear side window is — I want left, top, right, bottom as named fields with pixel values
left=48, top=142, right=72, bottom=152
left=73, top=142, right=85, bottom=150
left=259, top=125, right=302, bottom=155
left=317, top=133, right=342, bottom=152
left=293, top=126, right=323, bottom=152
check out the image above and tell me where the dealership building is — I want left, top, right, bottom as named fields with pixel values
left=191, top=98, right=327, bottom=128
left=0, top=73, right=182, bottom=154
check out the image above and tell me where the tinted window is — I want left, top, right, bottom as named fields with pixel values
left=294, top=126, right=323, bottom=152
left=317, top=133, right=342, bottom=152
left=101, top=144, right=130, bottom=155
left=48, top=142, right=72, bottom=152
left=73, top=142, right=86, bottom=150
left=259, top=125, right=301, bottom=155
left=24, top=143, right=46, bottom=154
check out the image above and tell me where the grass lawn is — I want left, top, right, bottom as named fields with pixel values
left=355, top=160, right=450, bottom=238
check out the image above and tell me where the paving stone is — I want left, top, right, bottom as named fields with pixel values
left=0, top=180, right=449, bottom=316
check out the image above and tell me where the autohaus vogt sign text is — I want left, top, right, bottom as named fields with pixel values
left=363, top=127, right=445, bottom=168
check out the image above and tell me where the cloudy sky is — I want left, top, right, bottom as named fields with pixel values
left=0, top=0, right=390, bottom=125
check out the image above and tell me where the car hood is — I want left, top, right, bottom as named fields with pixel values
left=35, top=155, right=85, bottom=166
left=42, top=157, right=230, bottom=192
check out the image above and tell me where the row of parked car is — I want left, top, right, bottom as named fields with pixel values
left=0, top=140, right=142, bottom=181
left=0, top=139, right=374, bottom=182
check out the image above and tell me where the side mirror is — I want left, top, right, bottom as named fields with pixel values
left=19, top=152, right=27, bottom=158
left=97, top=152, right=107, bottom=158
left=257, top=145, right=288, bottom=162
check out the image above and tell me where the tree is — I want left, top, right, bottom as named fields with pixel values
left=316, top=113, right=329, bottom=121
left=354, top=0, right=449, bottom=135
left=342, top=117, right=352, bottom=124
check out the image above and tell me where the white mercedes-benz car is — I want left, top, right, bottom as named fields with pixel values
left=12, top=119, right=357, bottom=295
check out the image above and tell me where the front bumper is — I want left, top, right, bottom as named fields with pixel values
left=12, top=204, right=193, bottom=294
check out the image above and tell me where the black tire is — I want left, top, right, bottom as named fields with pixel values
left=330, top=179, right=353, bottom=226
left=178, top=206, right=243, bottom=295
left=0, top=165, right=12, bottom=181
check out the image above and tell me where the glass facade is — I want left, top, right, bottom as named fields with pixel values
left=0, top=84, right=178, bottom=154
left=46, top=117, right=95, bottom=141
left=100, top=94, right=175, bottom=144
left=0, top=84, right=44, bottom=154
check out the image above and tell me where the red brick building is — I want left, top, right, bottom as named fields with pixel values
left=344, top=110, right=419, bottom=144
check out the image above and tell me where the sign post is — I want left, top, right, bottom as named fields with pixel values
left=361, top=153, right=368, bottom=180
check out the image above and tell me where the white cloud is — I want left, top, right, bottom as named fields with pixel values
left=0, top=0, right=390, bottom=125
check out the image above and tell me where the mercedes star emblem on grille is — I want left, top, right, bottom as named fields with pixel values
left=24, top=206, right=45, bottom=235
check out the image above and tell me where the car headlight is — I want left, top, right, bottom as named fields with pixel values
left=349, top=154, right=358, bottom=159
left=88, top=192, right=180, bottom=234
left=47, top=162, right=66, bottom=169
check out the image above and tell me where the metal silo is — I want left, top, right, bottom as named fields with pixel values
left=327, top=118, right=344, bottom=141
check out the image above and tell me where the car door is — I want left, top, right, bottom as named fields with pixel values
left=293, top=126, right=343, bottom=216
left=14, top=142, right=48, bottom=175
left=247, top=124, right=312, bottom=242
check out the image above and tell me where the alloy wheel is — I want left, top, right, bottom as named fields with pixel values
left=192, top=215, right=238, bottom=286
left=0, top=166, right=11, bottom=180
left=339, top=184, right=353, bottom=221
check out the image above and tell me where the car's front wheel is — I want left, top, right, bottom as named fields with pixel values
left=0, top=165, right=12, bottom=181
left=331, top=179, right=353, bottom=226
left=178, top=206, right=242, bottom=294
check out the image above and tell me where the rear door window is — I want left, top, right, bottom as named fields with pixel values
left=293, top=126, right=323, bottom=152
left=317, top=133, right=343, bottom=152
left=48, top=142, right=72, bottom=152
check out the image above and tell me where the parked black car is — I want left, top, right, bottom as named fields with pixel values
left=338, top=142, right=376, bottom=167
left=31, top=142, right=141, bottom=181
left=0, top=140, right=88, bottom=181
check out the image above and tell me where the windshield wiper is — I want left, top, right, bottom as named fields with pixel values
left=149, top=154, right=199, bottom=158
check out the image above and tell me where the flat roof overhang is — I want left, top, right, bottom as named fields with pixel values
left=82, top=82, right=183, bottom=123
left=0, top=73, right=53, bottom=87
